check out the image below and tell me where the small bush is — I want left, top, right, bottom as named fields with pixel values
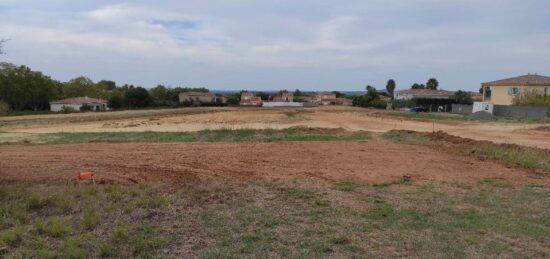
left=61, top=238, right=85, bottom=259
left=62, top=106, right=76, bottom=114
left=334, top=180, right=361, bottom=192
left=0, top=226, right=23, bottom=247
left=34, top=218, right=71, bottom=237
left=81, top=207, right=99, bottom=230
left=79, top=104, right=93, bottom=112
left=0, top=100, right=10, bottom=115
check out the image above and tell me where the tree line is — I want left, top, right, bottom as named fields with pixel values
left=0, top=63, right=211, bottom=112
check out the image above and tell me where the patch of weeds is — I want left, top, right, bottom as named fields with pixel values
left=111, top=224, right=130, bottom=242
left=473, top=144, right=550, bottom=171
left=382, top=130, right=429, bottom=143
left=372, top=177, right=410, bottom=188
left=131, top=224, right=168, bottom=256
left=34, top=217, right=71, bottom=238
left=27, top=195, right=52, bottom=211
left=99, top=243, right=115, bottom=257
left=334, top=180, right=361, bottom=192
left=284, top=112, right=297, bottom=118
left=283, top=186, right=316, bottom=200
left=61, top=237, right=85, bottom=259
left=0, top=226, right=23, bottom=248
left=81, top=207, right=99, bottom=230
left=134, top=193, right=169, bottom=208
left=479, top=178, right=513, bottom=188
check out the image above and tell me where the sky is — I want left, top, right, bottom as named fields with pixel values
left=1, top=0, right=549, bottom=91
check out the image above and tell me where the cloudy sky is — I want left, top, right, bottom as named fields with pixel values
left=1, top=0, right=549, bottom=91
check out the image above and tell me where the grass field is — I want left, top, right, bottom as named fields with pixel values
left=1, top=179, right=548, bottom=258
left=382, top=130, right=550, bottom=172
left=34, top=128, right=371, bottom=144
left=385, top=111, right=548, bottom=124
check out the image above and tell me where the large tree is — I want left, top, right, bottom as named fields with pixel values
left=124, top=87, right=152, bottom=107
left=63, top=76, right=107, bottom=99
left=0, top=63, right=60, bottom=110
left=411, top=83, right=425, bottom=89
left=149, top=85, right=169, bottom=100
left=385, top=79, right=396, bottom=98
left=454, top=90, right=473, bottom=105
left=426, top=78, right=439, bottom=90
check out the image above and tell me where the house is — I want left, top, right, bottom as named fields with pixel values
left=481, top=74, right=550, bottom=105
left=178, top=91, right=225, bottom=104
left=335, top=98, right=353, bottom=106
left=394, top=89, right=455, bottom=100
left=240, top=92, right=262, bottom=106
left=313, top=92, right=337, bottom=105
left=49, top=97, right=107, bottom=112
left=272, top=92, right=294, bottom=102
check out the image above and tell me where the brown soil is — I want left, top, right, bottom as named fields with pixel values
left=2, top=107, right=550, bottom=149
left=1, top=139, right=547, bottom=186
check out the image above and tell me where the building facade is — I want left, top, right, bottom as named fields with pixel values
left=481, top=74, right=550, bottom=105
left=240, top=92, right=262, bottom=106
left=49, top=97, right=107, bottom=112
left=178, top=91, right=224, bottom=104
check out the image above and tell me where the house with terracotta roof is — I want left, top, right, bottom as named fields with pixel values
left=240, top=92, right=262, bottom=106
left=49, top=97, right=107, bottom=112
left=178, top=91, right=225, bottom=104
left=481, top=74, right=550, bottom=105
left=313, top=92, right=337, bottom=105
left=272, top=92, right=294, bottom=102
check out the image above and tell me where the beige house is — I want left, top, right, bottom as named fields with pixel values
left=481, top=74, right=550, bottom=105
left=179, top=91, right=225, bottom=104
left=313, top=92, right=337, bottom=105
left=240, top=92, right=262, bottom=106
left=49, top=97, right=107, bottom=112
left=272, top=92, right=294, bottom=102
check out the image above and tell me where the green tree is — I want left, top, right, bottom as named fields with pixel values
left=63, top=76, right=106, bottom=98
left=124, top=87, right=152, bottom=107
left=454, top=90, right=473, bottom=105
left=97, top=80, right=116, bottom=90
left=411, top=83, right=425, bottom=89
left=332, top=91, right=345, bottom=98
left=426, top=78, right=439, bottom=90
left=0, top=63, right=59, bottom=110
left=257, top=91, right=270, bottom=100
left=107, top=94, right=124, bottom=109
left=294, top=89, right=303, bottom=97
left=149, top=85, right=169, bottom=100
left=385, top=79, right=396, bottom=98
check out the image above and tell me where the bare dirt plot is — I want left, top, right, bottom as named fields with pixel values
left=1, top=139, right=547, bottom=185
left=2, top=107, right=549, bottom=149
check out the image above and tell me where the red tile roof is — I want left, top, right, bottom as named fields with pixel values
left=482, top=74, right=550, bottom=86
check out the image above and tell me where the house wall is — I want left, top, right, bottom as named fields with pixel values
left=50, top=104, right=82, bottom=112
left=489, top=85, right=549, bottom=105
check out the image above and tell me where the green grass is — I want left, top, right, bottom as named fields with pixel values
left=35, top=128, right=371, bottom=144
left=383, top=130, right=550, bottom=172
left=472, top=144, right=550, bottom=171
left=386, top=111, right=546, bottom=124
left=0, top=180, right=548, bottom=258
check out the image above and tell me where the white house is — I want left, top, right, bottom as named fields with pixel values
left=49, top=97, right=108, bottom=112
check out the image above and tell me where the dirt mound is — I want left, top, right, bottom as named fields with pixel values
left=1, top=140, right=547, bottom=186
left=534, top=126, right=550, bottom=132
left=428, top=131, right=492, bottom=145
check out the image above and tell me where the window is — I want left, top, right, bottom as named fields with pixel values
left=508, top=87, right=521, bottom=96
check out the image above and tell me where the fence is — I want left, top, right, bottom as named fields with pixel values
left=452, top=104, right=550, bottom=118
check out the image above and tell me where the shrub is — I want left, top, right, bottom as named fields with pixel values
left=0, top=100, right=10, bottom=115
left=513, top=89, right=550, bottom=106
left=62, top=106, right=76, bottom=114
left=79, top=104, right=93, bottom=112
left=34, top=218, right=71, bottom=237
